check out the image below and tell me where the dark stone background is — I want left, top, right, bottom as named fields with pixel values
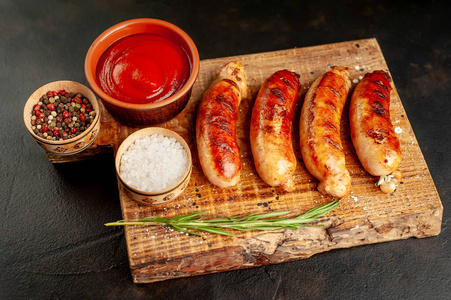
left=1, top=0, right=449, bottom=299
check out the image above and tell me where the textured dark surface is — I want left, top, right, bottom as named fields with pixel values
left=1, top=0, right=449, bottom=299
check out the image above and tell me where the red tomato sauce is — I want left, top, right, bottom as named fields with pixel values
left=96, top=33, right=191, bottom=104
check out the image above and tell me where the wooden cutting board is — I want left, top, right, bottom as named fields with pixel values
left=47, top=38, right=443, bottom=284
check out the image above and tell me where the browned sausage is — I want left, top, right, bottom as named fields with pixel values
left=350, top=70, right=402, bottom=193
left=250, top=70, right=300, bottom=192
left=196, top=61, right=249, bottom=188
left=299, top=66, right=352, bottom=198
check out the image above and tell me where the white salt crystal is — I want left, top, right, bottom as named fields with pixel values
left=119, top=134, right=189, bottom=193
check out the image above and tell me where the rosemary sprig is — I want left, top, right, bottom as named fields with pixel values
left=105, top=199, right=340, bottom=237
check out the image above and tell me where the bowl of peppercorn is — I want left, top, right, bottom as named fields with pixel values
left=23, top=80, right=101, bottom=155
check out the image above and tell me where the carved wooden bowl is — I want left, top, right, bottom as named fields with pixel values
left=115, top=127, right=192, bottom=206
left=23, top=80, right=101, bottom=155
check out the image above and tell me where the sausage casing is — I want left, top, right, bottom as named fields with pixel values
left=250, top=70, right=300, bottom=192
left=349, top=70, right=401, bottom=176
left=299, top=66, right=352, bottom=198
left=196, top=61, right=249, bottom=188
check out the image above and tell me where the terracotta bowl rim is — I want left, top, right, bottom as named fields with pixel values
left=84, top=18, right=200, bottom=111
left=23, top=80, right=101, bottom=145
left=115, top=127, right=192, bottom=196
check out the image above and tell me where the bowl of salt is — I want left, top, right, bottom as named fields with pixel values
left=115, top=127, right=192, bottom=206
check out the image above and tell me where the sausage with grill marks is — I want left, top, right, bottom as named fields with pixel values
left=299, top=66, right=352, bottom=198
left=350, top=70, right=402, bottom=193
left=196, top=61, right=249, bottom=188
left=250, top=70, right=300, bottom=192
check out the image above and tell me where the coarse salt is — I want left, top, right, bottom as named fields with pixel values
left=119, top=134, right=189, bottom=193
left=394, top=126, right=402, bottom=134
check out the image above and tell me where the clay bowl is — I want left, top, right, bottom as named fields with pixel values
left=115, top=127, right=192, bottom=206
left=85, top=18, right=200, bottom=126
left=23, top=80, right=101, bottom=155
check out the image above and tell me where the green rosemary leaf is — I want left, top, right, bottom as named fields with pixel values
left=296, top=199, right=339, bottom=220
left=237, top=226, right=286, bottom=231
left=200, top=218, right=234, bottom=223
left=105, top=199, right=340, bottom=237
left=171, top=211, right=204, bottom=222
left=171, top=225, right=202, bottom=236
left=253, top=211, right=292, bottom=219
left=150, top=217, right=170, bottom=223
left=195, top=226, right=235, bottom=236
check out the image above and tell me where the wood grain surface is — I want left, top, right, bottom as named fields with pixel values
left=47, top=38, right=443, bottom=284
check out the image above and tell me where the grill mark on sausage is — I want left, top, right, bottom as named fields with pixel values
left=214, top=94, right=236, bottom=114
left=308, top=109, right=315, bottom=124
left=207, top=116, right=233, bottom=135
left=324, top=120, right=338, bottom=132
left=280, top=76, right=291, bottom=87
left=222, top=78, right=239, bottom=89
left=371, top=101, right=387, bottom=118
left=375, top=80, right=389, bottom=91
left=230, top=68, right=242, bottom=82
left=214, top=157, right=227, bottom=176
left=367, top=128, right=388, bottom=144
left=329, top=86, right=342, bottom=98
left=215, top=141, right=237, bottom=155
left=262, top=124, right=275, bottom=134
left=374, top=89, right=388, bottom=101
left=325, top=100, right=337, bottom=113
left=307, top=140, right=319, bottom=165
left=210, top=134, right=238, bottom=157
left=270, top=88, right=285, bottom=100
left=324, top=135, right=342, bottom=151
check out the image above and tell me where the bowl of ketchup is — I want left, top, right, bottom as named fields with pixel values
left=85, top=18, right=200, bottom=126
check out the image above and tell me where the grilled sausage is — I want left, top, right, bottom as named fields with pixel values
left=196, top=61, right=249, bottom=188
left=299, top=66, right=352, bottom=198
left=349, top=70, right=402, bottom=192
left=250, top=70, right=300, bottom=192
